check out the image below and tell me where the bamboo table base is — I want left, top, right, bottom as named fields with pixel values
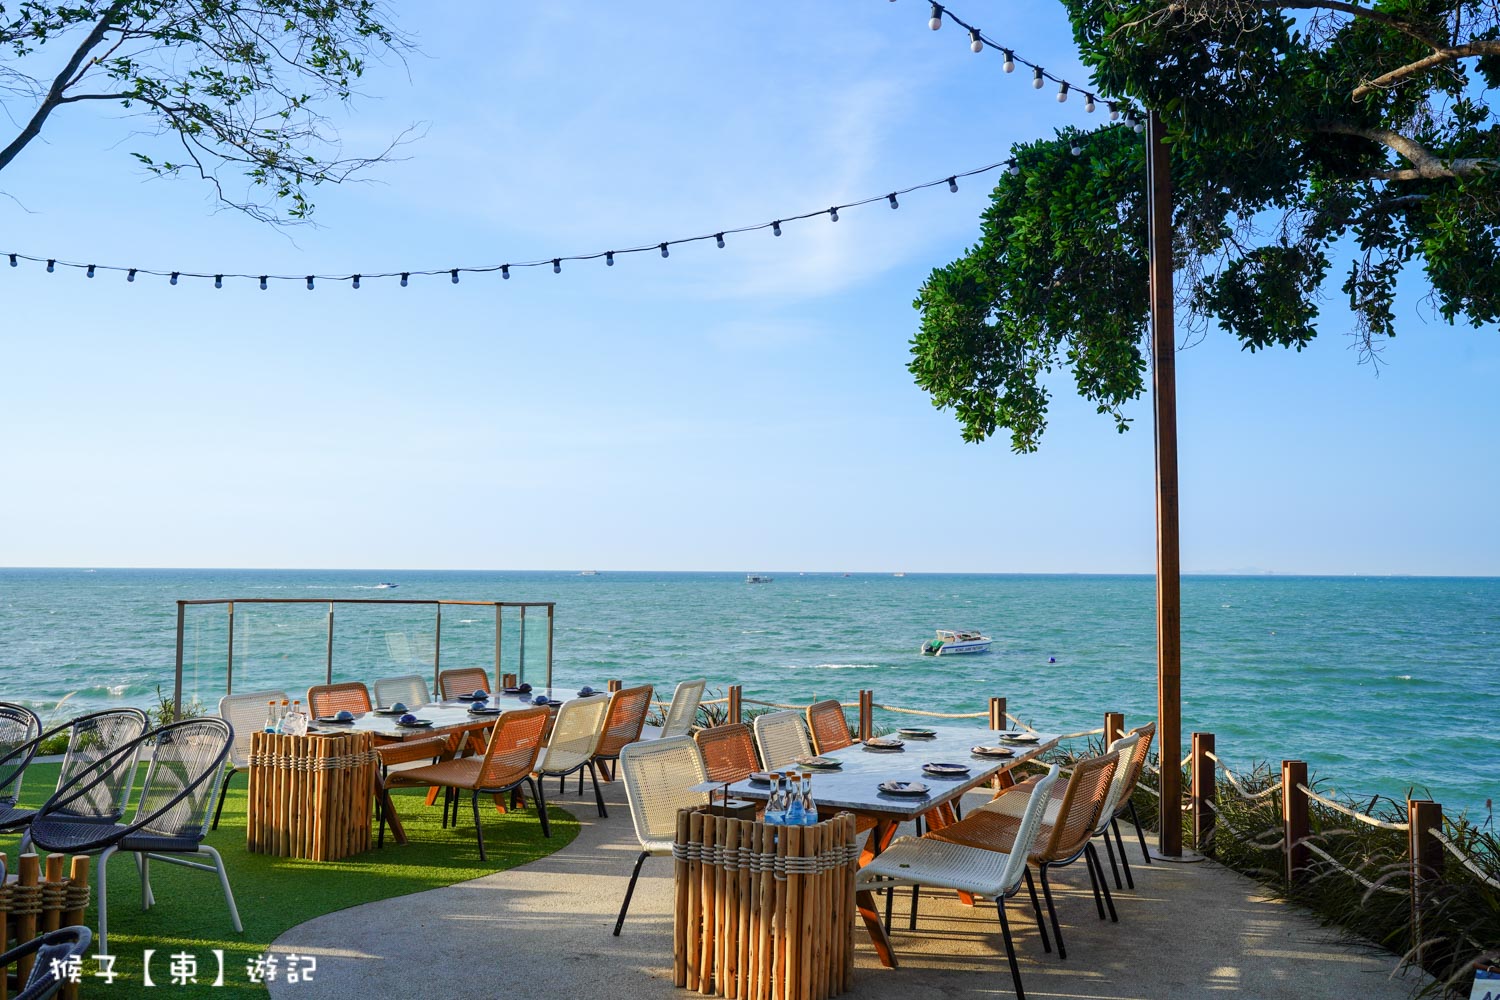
left=674, top=809, right=857, bottom=1000
left=247, top=731, right=379, bottom=861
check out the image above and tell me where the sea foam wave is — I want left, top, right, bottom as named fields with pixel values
left=781, top=663, right=879, bottom=671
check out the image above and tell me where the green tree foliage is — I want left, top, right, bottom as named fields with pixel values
left=912, top=0, right=1499, bottom=451
left=0, top=0, right=411, bottom=222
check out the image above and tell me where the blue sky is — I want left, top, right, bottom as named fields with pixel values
left=1, top=2, right=1496, bottom=574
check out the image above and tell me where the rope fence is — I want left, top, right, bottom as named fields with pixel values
left=1431, top=827, right=1500, bottom=891
left=1302, top=841, right=1410, bottom=897
left=1203, top=751, right=1280, bottom=801
left=1297, top=784, right=1411, bottom=832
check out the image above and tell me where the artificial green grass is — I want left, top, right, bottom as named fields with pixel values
left=1, top=762, right=578, bottom=998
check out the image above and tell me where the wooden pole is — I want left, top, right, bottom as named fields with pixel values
left=988, top=697, right=1007, bottom=731
left=728, top=685, right=742, bottom=725
left=1282, top=760, right=1309, bottom=884
left=1408, top=798, right=1444, bottom=970
left=15, top=854, right=38, bottom=985
left=1191, top=732, right=1215, bottom=853
left=857, top=691, right=873, bottom=742
left=1104, top=711, right=1124, bottom=745
left=1147, top=107, right=1183, bottom=857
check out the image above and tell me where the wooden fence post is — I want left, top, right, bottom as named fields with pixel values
left=988, top=697, right=1007, bottom=731
left=501, top=672, right=518, bottom=689
left=1282, top=760, right=1309, bottom=885
left=608, top=679, right=622, bottom=694
left=1191, top=732, right=1215, bottom=854
left=1408, top=798, right=1444, bottom=970
left=728, top=685, right=742, bottom=725
left=1104, top=712, right=1124, bottom=744
left=858, top=690, right=873, bottom=741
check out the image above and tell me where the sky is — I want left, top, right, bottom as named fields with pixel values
left=1, top=2, right=1496, bottom=575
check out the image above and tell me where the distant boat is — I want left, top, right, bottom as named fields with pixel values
left=920, top=629, right=992, bottom=656
left=892, top=572, right=906, bottom=578
left=745, top=574, right=774, bottom=584
left=374, top=582, right=398, bottom=590
left=579, top=570, right=599, bottom=576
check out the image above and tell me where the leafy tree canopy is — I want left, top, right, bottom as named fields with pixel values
left=0, top=0, right=411, bottom=222
left=911, top=0, right=1499, bottom=451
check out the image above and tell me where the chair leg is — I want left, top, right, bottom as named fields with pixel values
left=908, top=884, right=920, bottom=930
left=201, top=845, right=243, bottom=933
left=97, top=845, right=116, bottom=955
left=579, top=766, right=586, bottom=796
left=1087, top=844, right=1118, bottom=923
left=530, top=779, right=551, bottom=838
left=1083, top=844, right=1108, bottom=921
left=883, top=879, right=895, bottom=932
left=1128, top=801, right=1152, bottom=864
left=1037, top=864, right=1066, bottom=960
left=471, top=790, right=487, bottom=862
left=996, top=898, right=1026, bottom=1000
left=614, top=851, right=649, bottom=936
left=211, top=766, right=238, bottom=830
left=1112, top=819, right=1135, bottom=889
left=136, top=853, right=153, bottom=910
left=1103, top=829, right=1123, bottom=890
left=587, top=761, right=608, bottom=818
left=1023, top=868, right=1051, bottom=954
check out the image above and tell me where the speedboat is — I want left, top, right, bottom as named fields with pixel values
left=920, top=629, right=992, bottom=656
left=374, top=582, right=398, bottom=590
left=745, top=574, right=774, bottom=584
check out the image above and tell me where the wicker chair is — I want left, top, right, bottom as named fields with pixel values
left=437, top=668, right=491, bottom=700
left=0, top=924, right=92, bottom=1000
left=694, top=723, right=759, bottom=783
left=306, top=682, right=374, bottom=717
left=373, top=674, right=430, bottom=709
left=857, top=766, right=1061, bottom=999
left=615, top=735, right=709, bottom=936
left=1107, top=723, right=1156, bottom=876
left=212, top=689, right=289, bottom=829
left=805, top=699, right=854, bottom=754
left=30, top=718, right=241, bottom=955
left=0, top=704, right=43, bottom=830
left=930, top=749, right=1120, bottom=959
left=591, top=684, right=653, bottom=781
left=535, top=694, right=611, bottom=817
left=385, top=705, right=551, bottom=859
left=753, top=710, right=813, bottom=770
left=658, top=678, right=706, bottom=738
left=10, top=708, right=149, bottom=847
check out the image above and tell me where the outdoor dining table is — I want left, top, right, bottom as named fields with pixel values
left=720, top=724, right=1060, bottom=967
left=304, top=687, right=586, bottom=845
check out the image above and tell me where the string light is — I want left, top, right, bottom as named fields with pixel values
left=1057, top=82, right=1069, bottom=103
left=1, top=158, right=1020, bottom=290
left=1002, top=49, right=1014, bottom=73
left=1085, top=95, right=1096, bottom=113
left=928, top=2, right=942, bottom=29
left=1071, top=144, right=1082, bottom=156
left=86, top=264, right=95, bottom=277
left=968, top=28, right=983, bottom=53
left=1033, top=66, right=1044, bottom=89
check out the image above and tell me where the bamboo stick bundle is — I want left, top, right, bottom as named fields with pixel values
left=723, top=816, right=740, bottom=999
left=809, top=822, right=823, bottom=1000
left=62, top=856, right=89, bottom=1000
left=41, top=855, right=63, bottom=935
left=713, top=813, right=728, bottom=995
left=687, top=809, right=704, bottom=991
left=14, top=854, right=39, bottom=986
left=746, top=822, right=763, bottom=1000
left=699, top=810, right=718, bottom=995
left=736, top=818, right=752, bottom=1000
left=675, top=808, right=692, bottom=988
left=318, top=736, right=333, bottom=860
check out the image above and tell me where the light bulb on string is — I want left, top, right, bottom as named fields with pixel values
left=214, top=274, right=222, bottom=288
left=828, top=207, right=839, bottom=221
left=260, top=276, right=269, bottom=290
left=552, top=259, right=561, bottom=274
left=968, top=28, right=983, bottom=53
left=1133, top=118, right=1144, bottom=133
left=352, top=274, right=361, bottom=289
left=1057, top=82, right=1068, bottom=103
left=928, top=3, right=942, bottom=29
left=502, top=265, right=510, bottom=279
left=1071, top=144, right=1082, bottom=156
left=1007, top=162, right=1020, bottom=175
left=888, top=193, right=899, bottom=209
left=772, top=221, right=782, bottom=236
left=400, top=273, right=409, bottom=287
left=659, top=243, right=669, bottom=258
left=7, top=254, right=15, bottom=267
left=1002, top=49, right=1014, bottom=72
left=170, top=272, right=179, bottom=285
left=947, top=177, right=958, bottom=192
left=450, top=269, right=460, bottom=283
left=127, top=269, right=136, bottom=282
left=86, top=265, right=95, bottom=278
left=1109, top=103, right=1119, bottom=121
left=606, top=251, right=615, bottom=266
left=1033, top=66, right=1044, bottom=89
left=46, top=259, right=54, bottom=272
left=1084, top=94, right=1096, bottom=113
left=715, top=233, right=725, bottom=248
left=306, top=276, right=314, bottom=290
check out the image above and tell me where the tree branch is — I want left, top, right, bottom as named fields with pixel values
left=0, top=0, right=131, bottom=172
left=1316, top=121, right=1497, bottom=178
left=1352, top=41, right=1500, bottom=99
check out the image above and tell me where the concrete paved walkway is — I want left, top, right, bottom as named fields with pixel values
left=269, top=779, right=1422, bottom=1000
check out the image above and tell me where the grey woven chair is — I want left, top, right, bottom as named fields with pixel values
left=0, top=922, right=93, bottom=1000
left=0, top=703, right=43, bottom=830
left=9, top=708, right=149, bottom=845
left=30, top=717, right=240, bottom=955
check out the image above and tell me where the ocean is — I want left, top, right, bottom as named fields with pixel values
left=0, top=568, right=1495, bottom=817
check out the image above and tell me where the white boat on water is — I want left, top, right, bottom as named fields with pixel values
left=746, top=574, right=774, bottom=584
left=920, top=629, right=991, bottom=656
left=374, top=582, right=398, bottom=590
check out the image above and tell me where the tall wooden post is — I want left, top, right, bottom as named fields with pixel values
left=728, top=685, right=742, bottom=725
left=1147, top=108, right=1183, bottom=857
left=1282, top=760, right=1309, bottom=884
left=1104, top=712, right=1124, bottom=745
left=1408, top=798, right=1444, bottom=969
left=988, top=697, right=1007, bottom=731
left=1191, top=732, right=1216, bottom=853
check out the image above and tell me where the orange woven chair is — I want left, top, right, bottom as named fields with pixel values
left=590, top=685, right=653, bottom=781
left=806, top=699, right=855, bottom=754
left=306, top=682, right=374, bottom=718
left=438, top=668, right=492, bottom=700
left=929, top=749, right=1120, bottom=959
left=694, top=723, right=759, bottom=783
left=385, top=705, right=552, bottom=859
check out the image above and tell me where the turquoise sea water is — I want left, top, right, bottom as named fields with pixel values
left=0, top=568, right=1495, bottom=816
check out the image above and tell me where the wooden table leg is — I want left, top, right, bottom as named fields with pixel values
left=856, top=888, right=898, bottom=968
left=859, top=820, right=899, bottom=865
left=377, top=783, right=408, bottom=845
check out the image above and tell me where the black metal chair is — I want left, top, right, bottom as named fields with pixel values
left=6, top=708, right=149, bottom=845
left=30, top=717, right=240, bottom=955
left=0, top=923, right=93, bottom=1000
left=0, top=703, right=43, bottom=829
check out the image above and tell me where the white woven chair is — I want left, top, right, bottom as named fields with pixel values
left=658, top=678, right=706, bottom=739
left=857, top=765, right=1061, bottom=999
left=213, top=690, right=288, bottom=830
left=535, top=694, right=611, bottom=817
left=373, top=674, right=430, bottom=709
left=752, top=710, right=813, bottom=770
left=615, top=735, right=708, bottom=936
